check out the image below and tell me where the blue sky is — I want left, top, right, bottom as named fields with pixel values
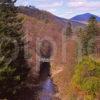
left=16, top=0, right=100, bottom=19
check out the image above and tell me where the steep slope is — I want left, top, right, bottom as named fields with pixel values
left=71, top=13, right=100, bottom=22
left=18, top=6, right=86, bottom=68
left=19, top=6, right=65, bottom=26
left=18, top=6, right=86, bottom=99
left=19, top=6, right=85, bottom=30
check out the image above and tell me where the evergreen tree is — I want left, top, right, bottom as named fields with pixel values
left=78, top=28, right=89, bottom=56
left=65, top=22, right=72, bottom=37
left=86, top=16, right=98, bottom=55
left=78, top=16, right=98, bottom=56
left=0, top=0, right=29, bottom=99
left=87, top=16, right=97, bottom=38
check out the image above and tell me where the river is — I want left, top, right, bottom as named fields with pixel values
left=36, top=62, right=60, bottom=100
left=39, top=77, right=57, bottom=100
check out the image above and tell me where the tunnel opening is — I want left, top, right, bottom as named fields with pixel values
left=36, top=40, right=60, bottom=100
left=37, top=40, right=53, bottom=81
left=39, top=61, right=51, bottom=81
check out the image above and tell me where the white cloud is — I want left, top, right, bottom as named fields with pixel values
left=38, top=1, right=63, bottom=9
left=67, top=0, right=100, bottom=10
left=22, top=1, right=29, bottom=6
left=16, top=0, right=29, bottom=6
left=63, top=11, right=73, bottom=15
left=15, top=0, right=100, bottom=18
left=68, top=0, right=86, bottom=7
left=58, top=11, right=74, bottom=18
left=48, top=9, right=57, bottom=13
left=34, top=0, right=47, bottom=1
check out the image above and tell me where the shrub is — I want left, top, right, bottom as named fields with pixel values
left=72, top=57, right=100, bottom=98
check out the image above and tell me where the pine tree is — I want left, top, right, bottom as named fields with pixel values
left=86, top=16, right=98, bottom=55
left=77, top=28, right=89, bottom=55
left=78, top=16, right=98, bottom=56
left=65, top=22, right=72, bottom=37
left=87, top=16, right=97, bottom=38
left=0, top=0, right=29, bottom=99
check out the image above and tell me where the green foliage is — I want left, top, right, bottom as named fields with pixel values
left=72, top=57, right=100, bottom=98
left=0, top=66, right=16, bottom=80
left=78, top=16, right=99, bottom=56
left=0, top=0, right=29, bottom=99
left=81, top=77, right=99, bottom=94
left=84, top=95, right=94, bottom=100
left=77, top=28, right=89, bottom=55
left=87, top=16, right=98, bottom=37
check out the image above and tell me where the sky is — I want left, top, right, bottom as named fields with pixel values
left=15, top=0, right=100, bottom=19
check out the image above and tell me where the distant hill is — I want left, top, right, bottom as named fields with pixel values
left=19, top=6, right=85, bottom=31
left=70, top=13, right=100, bottom=22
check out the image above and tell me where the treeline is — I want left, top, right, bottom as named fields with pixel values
left=70, top=16, right=100, bottom=100
left=78, top=16, right=100, bottom=56
left=65, top=16, right=99, bottom=55
left=0, top=0, right=29, bottom=99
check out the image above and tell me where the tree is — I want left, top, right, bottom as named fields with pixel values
left=77, top=28, right=88, bottom=56
left=87, top=16, right=97, bottom=38
left=0, top=0, right=29, bottom=99
left=72, top=57, right=100, bottom=99
left=78, top=16, right=98, bottom=56
left=65, top=22, right=72, bottom=37
left=86, top=16, right=98, bottom=54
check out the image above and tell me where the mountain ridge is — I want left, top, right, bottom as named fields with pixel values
left=19, top=6, right=85, bottom=30
left=70, top=13, right=100, bottom=22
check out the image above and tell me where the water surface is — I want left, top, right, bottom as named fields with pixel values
left=39, top=77, right=56, bottom=100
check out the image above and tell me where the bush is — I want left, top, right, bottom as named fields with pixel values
left=72, top=57, right=100, bottom=98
